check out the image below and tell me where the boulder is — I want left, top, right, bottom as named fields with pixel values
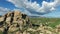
left=0, top=11, right=30, bottom=34
left=0, top=17, right=4, bottom=22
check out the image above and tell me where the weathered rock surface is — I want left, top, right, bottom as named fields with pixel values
left=0, top=11, right=59, bottom=34
left=0, top=11, right=30, bottom=34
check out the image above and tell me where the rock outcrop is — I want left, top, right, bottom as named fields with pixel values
left=0, top=11, right=59, bottom=34
left=0, top=11, right=31, bottom=34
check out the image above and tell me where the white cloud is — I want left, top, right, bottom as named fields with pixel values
left=0, top=7, right=10, bottom=15
left=7, top=0, right=60, bottom=16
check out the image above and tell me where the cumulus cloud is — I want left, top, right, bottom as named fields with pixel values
left=0, top=7, right=10, bottom=15
left=7, top=0, right=60, bottom=16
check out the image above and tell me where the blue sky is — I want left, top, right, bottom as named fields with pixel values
left=0, top=0, right=15, bottom=10
left=0, top=0, right=60, bottom=18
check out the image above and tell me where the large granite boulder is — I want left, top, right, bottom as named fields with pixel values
left=0, top=11, right=30, bottom=34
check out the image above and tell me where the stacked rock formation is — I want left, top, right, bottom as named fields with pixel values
left=0, top=11, right=31, bottom=34
left=0, top=11, right=59, bottom=34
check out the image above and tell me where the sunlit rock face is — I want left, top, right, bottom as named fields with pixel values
left=0, top=10, right=60, bottom=34
left=0, top=10, right=30, bottom=34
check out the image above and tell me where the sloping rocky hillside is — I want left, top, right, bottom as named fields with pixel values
left=0, top=11, right=60, bottom=34
left=0, top=11, right=31, bottom=34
